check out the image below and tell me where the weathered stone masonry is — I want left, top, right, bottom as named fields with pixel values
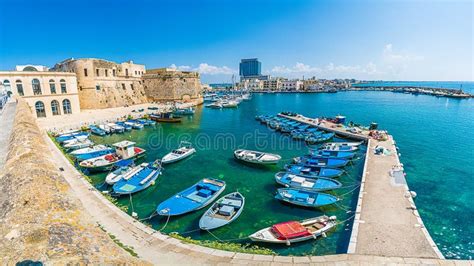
left=143, top=68, right=203, bottom=102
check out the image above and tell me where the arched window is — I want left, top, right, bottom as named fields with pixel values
left=35, top=101, right=46, bottom=118
left=3, top=80, right=11, bottom=92
left=60, top=79, right=67, bottom=93
left=51, top=100, right=60, bottom=116
left=32, top=79, right=42, bottom=95
left=23, top=66, right=38, bottom=71
left=15, top=80, right=24, bottom=96
left=62, top=99, right=72, bottom=114
left=49, top=79, right=56, bottom=94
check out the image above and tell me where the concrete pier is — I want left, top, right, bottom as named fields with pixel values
left=279, top=113, right=444, bottom=259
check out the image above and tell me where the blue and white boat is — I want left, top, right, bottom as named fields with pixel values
left=105, top=159, right=135, bottom=185
left=125, top=120, right=144, bottom=130
left=112, top=160, right=162, bottom=195
left=293, top=156, right=349, bottom=168
left=98, top=124, right=112, bottom=134
left=199, top=192, right=245, bottom=230
left=308, top=150, right=355, bottom=160
left=107, top=123, right=125, bottom=133
left=319, top=142, right=362, bottom=152
left=156, top=178, right=226, bottom=216
left=56, top=131, right=89, bottom=143
left=89, top=125, right=107, bottom=136
left=137, top=119, right=156, bottom=126
left=63, top=137, right=94, bottom=150
left=275, top=172, right=342, bottom=192
left=70, top=145, right=114, bottom=161
left=275, top=188, right=339, bottom=208
left=115, top=121, right=132, bottom=131
left=305, top=133, right=335, bottom=144
left=174, top=107, right=195, bottom=116
left=284, top=164, right=344, bottom=178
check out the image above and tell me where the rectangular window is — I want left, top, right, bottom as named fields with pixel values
left=96, top=85, right=101, bottom=91
left=96, top=69, right=99, bottom=76
left=125, top=69, right=129, bottom=76
left=16, top=84, right=24, bottom=96
left=50, top=84, right=56, bottom=94
left=105, top=69, right=108, bottom=77
left=130, top=84, right=134, bottom=90
left=84, top=68, right=88, bottom=77
left=122, top=83, right=126, bottom=90
left=113, top=69, right=116, bottom=76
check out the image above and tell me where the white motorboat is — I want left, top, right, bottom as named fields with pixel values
left=98, top=124, right=112, bottom=134
left=107, top=123, right=125, bottom=133
left=318, top=142, right=363, bottom=152
left=249, top=215, right=337, bottom=245
left=233, top=149, right=281, bottom=165
left=63, top=137, right=94, bottom=150
left=161, top=141, right=196, bottom=164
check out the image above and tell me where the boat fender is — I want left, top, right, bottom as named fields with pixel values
left=132, top=212, right=138, bottom=218
left=285, top=240, right=291, bottom=246
left=102, top=191, right=109, bottom=194
left=410, top=191, right=417, bottom=198
left=329, top=215, right=337, bottom=221
left=322, top=232, right=327, bottom=238
left=151, top=181, right=155, bottom=186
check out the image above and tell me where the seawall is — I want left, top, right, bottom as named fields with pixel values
left=0, top=99, right=147, bottom=264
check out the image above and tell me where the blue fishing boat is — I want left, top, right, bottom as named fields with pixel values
left=156, top=178, right=226, bottom=216
left=308, top=150, right=355, bottom=159
left=112, top=160, right=162, bottom=195
left=199, top=192, right=245, bottom=230
left=291, top=130, right=307, bottom=140
left=174, top=107, right=195, bottom=116
left=293, top=156, right=349, bottom=168
left=56, top=131, right=89, bottom=143
left=275, top=172, right=342, bottom=192
left=319, top=142, right=362, bottom=152
left=115, top=121, right=132, bottom=131
left=275, top=188, right=339, bottom=208
left=305, top=132, right=335, bottom=144
left=284, top=164, right=344, bottom=178
left=125, top=120, right=144, bottom=129
left=70, top=145, right=114, bottom=161
left=89, top=125, right=107, bottom=136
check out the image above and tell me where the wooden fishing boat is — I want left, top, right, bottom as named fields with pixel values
left=150, top=112, right=182, bottom=123
left=284, top=164, right=344, bottom=178
left=234, top=149, right=281, bottom=165
left=90, top=125, right=107, bottom=136
left=249, top=215, right=337, bottom=245
left=305, top=133, right=335, bottom=144
left=275, top=172, right=342, bottom=192
left=156, top=178, right=226, bottom=216
left=63, top=138, right=94, bottom=150
left=105, top=159, right=135, bottom=185
left=275, top=188, right=340, bottom=208
left=112, top=160, right=162, bottom=195
left=115, top=121, right=132, bottom=131
left=199, top=192, right=245, bottom=230
left=308, top=150, right=355, bottom=160
left=162, top=141, right=196, bottom=164
left=125, top=120, right=144, bottom=129
left=56, top=131, right=89, bottom=143
left=70, top=145, right=114, bottom=161
left=293, top=156, right=349, bottom=168
left=319, top=142, right=363, bottom=152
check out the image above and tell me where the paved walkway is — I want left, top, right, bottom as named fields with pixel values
left=0, top=100, right=16, bottom=170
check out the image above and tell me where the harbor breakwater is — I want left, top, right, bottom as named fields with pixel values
left=0, top=99, right=145, bottom=264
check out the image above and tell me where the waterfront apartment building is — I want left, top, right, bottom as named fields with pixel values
left=0, top=65, right=80, bottom=118
left=51, top=58, right=147, bottom=109
left=281, top=80, right=303, bottom=91
left=143, top=68, right=203, bottom=102
left=239, top=78, right=264, bottom=90
left=263, top=78, right=283, bottom=91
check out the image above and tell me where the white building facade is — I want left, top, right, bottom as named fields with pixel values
left=281, top=80, right=303, bottom=91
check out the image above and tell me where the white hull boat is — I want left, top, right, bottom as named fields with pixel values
left=162, top=141, right=196, bottom=164
left=234, top=149, right=281, bottom=165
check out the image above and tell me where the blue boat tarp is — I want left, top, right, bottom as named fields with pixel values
left=112, top=161, right=161, bottom=195
left=115, top=159, right=134, bottom=167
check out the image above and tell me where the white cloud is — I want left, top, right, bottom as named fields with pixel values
left=271, top=62, right=321, bottom=74
left=271, top=62, right=378, bottom=77
left=169, top=63, right=236, bottom=75
left=383, top=43, right=423, bottom=63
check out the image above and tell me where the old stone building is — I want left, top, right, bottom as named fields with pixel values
left=143, top=68, right=202, bottom=102
left=52, top=58, right=148, bottom=109
left=0, top=66, right=80, bottom=118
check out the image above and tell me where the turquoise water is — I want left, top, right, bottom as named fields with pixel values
left=86, top=91, right=473, bottom=259
left=354, top=81, right=474, bottom=94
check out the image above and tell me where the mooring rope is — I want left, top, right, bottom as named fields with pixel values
left=158, top=213, right=171, bottom=232
left=338, top=184, right=362, bottom=198
left=336, top=214, right=356, bottom=226
left=129, top=194, right=135, bottom=214
left=205, top=229, right=249, bottom=242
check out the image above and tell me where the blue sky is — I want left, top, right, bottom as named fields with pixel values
left=0, top=0, right=472, bottom=83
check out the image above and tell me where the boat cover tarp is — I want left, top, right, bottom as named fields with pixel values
left=115, top=159, right=133, bottom=167
left=272, top=221, right=310, bottom=240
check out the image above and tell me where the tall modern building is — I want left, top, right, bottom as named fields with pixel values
left=239, top=58, right=261, bottom=78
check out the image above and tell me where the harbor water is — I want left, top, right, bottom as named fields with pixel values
left=87, top=91, right=473, bottom=259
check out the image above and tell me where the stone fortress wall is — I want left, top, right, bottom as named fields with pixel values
left=0, top=99, right=145, bottom=264
left=52, top=58, right=148, bottom=109
left=143, top=68, right=203, bottom=102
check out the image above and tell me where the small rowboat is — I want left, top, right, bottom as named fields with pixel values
left=275, top=188, right=340, bottom=208
left=107, top=123, right=125, bottom=133
left=70, top=145, right=114, bottom=161
left=284, top=164, right=343, bottom=178
left=125, top=121, right=144, bottom=129
left=305, top=133, right=335, bottom=144
left=98, top=124, right=112, bottom=134
left=249, top=215, right=337, bottom=245
left=112, top=160, right=162, bottom=195
left=105, top=159, right=135, bottom=185
left=234, top=149, right=281, bottom=165
left=56, top=131, right=89, bottom=143
left=319, top=142, right=363, bottom=152
left=275, top=172, right=342, bottom=192
left=293, top=156, right=349, bottom=168
left=115, top=122, right=132, bottom=131
left=156, top=178, right=226, bottom=216
left=162, top=141, right=196, bottom=164
left=206, top=102, right=223, bottom=109
left=79, top=147, right=146, bottom=172
left=63, top=138, right=94, bottom=150
left=308, top=150, right=355, bottom=160
left=90, top=125, right=107, bottom=136
left=199, top=192, right=245, bottom=230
